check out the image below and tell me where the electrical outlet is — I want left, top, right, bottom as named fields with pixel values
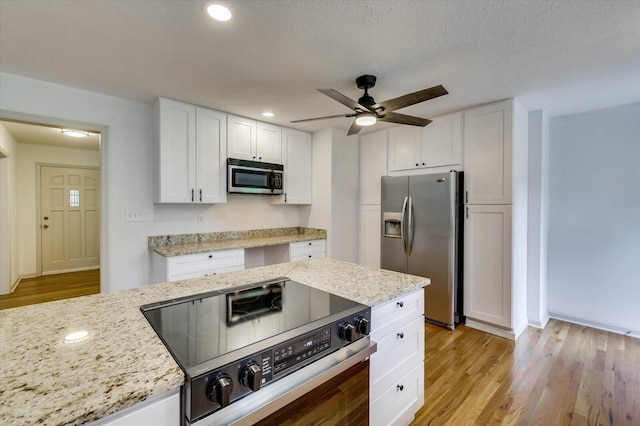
left=126, top=209, right=152, bottom=222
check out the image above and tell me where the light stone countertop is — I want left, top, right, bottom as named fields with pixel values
left=0, top=258, right=429, bottom=426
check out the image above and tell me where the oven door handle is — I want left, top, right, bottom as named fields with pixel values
left=198, top=338, right=377, bottom=426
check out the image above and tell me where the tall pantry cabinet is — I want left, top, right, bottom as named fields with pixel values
left=462, top=99, right=528, bottom=340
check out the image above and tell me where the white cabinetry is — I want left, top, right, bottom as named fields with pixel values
left=463, top=101, right=513, bottom=205
left=387, top=112, right=462, bottom=172
left=91, top=390, right=179, bottom=426
left=151, top=249, right=245, bottom=283
left=289, top=240, right=326, bottom=261
left=153, top=98, right=226, bottom=204
left=370, top=289, right=424, bottom=426
left=464, top=205, right=512, bottom=328
left=359, top=129, right=387, bottom=205
left=358, top=205, right=381, bottom=268
left=272, top=128, right=312, bottom=204
left=227, top=115, right=282, bottom=164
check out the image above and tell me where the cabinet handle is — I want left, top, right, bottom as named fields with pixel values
left=199, top=189, right=202, bottom=202
left=284, top=193, right=287, bottom=203
left=415, top=163, right=419, bottom=167
left=308, top=255, right=312, bottom=258
left=397, top=384, right=404, bottom=391
left=397, top=332, right=404, bottom=339
left=422, top=162, right=425, bottom=166
left=397, top=301, right=404, bottom=308
left=308, top=242, right=312, bottom=246
left=191, top=189, right=194, bottom=202
left=259, top=157, right=262, bottom=160
left=253, top=156, right=256, bottom=160
left=466, top=206, right=469, bottom=219
left=209, top=255, right=213, bottom=259
left=465, top=190, right=469, bottom=203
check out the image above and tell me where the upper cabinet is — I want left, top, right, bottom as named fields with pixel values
left=463, top=100, right=513, bottom=204
left=154, top=98, right=226, bottom=204
left=359, top=129, right=387, bottom=205
left=272, top=128, right=312, bottom=205
left=387, top=112, right=462, bottom=172
left=227, top=114, right=282, bottom=164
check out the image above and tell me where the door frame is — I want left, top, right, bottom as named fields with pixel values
left=36, top=163, right=100, bottom=277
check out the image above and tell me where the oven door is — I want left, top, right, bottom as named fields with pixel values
left=228, top=164, right=283, bottom=195
left=190, top=338, right=376, bottom=426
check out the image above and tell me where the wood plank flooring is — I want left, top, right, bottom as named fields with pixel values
left=412, top=320, right=640, bottom=426
left=0, top=269, right=100, bottom=310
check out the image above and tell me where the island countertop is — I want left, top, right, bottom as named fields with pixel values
left=0, top=258, right=429, bottom=425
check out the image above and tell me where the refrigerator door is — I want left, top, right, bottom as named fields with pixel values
left=381, top=176, right=409, bottom=273
left=408, top=172, right=458, bottom=328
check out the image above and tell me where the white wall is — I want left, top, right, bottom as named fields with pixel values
left=0, top=73, right=300, bottom=292
left=547, top=102, right=640, bottom=336
left=527, top=110, right=550, bottom=328
left=16, top=143, right=100, bottom=277
left=0, top=123, right=19, bottom=294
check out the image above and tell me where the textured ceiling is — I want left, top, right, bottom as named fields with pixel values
left=1, top=0, right=639, bottom=134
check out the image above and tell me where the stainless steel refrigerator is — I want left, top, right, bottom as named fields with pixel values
left=380, top=171, right=463, bottom=329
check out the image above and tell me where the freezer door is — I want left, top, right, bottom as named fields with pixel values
left=408, top=172, right=457, bottom=327
left=380, top=176, right=409, bottom=273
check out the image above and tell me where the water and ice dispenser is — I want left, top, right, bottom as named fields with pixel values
left=382, top=212, right=402, bottom=238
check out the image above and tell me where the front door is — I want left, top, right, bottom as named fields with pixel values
left=40, top=166, right=100, bottom=274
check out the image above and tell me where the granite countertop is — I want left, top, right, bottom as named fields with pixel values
left=0, top=258, right=429, bottom=425
left=149, top=227, right=326, bottom=257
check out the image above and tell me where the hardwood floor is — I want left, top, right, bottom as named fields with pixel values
left=412, top=319, right=640, bottom=426
left=0, top=269, right=100, bottom=310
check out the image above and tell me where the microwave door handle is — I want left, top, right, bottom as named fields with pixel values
left=269, top=171, right=275, bottom=193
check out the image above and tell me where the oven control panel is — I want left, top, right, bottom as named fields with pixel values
left=188, top=308, right=371, bottom=422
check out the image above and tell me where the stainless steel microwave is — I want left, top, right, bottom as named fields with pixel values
left=227, top=158, right=284, bottom=195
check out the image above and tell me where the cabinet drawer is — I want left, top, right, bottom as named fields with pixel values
left=167, top=264, right=244, bottom=282
left=289, top=240, right=326, bottom=257
left=290, top=252, right=325, bottom=262
left=370, top=362, right=424, bottom=426
left=370, top=316, right=424, bottom=401
left=166, top=249, right=244, bottom=276
left=371, top=289, right=424, bottom=339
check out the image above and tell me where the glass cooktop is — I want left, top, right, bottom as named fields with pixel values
left=141, top=278, right=364, bottom=371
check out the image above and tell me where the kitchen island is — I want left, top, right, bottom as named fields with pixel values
left=0, top=258, right=428, bottom=425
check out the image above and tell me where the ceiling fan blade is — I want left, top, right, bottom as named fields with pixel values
left=290, top=114, right=350, bottom=123
left=379, top=112, right=432, bottom=127
left=318, top=89, right=370, bottom=112
left=374, top=85, right=448, bottom=112
left=347, top=119, right=362, bottom=136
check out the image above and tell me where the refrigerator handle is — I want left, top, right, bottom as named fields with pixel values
left=401, top=196, right=409, bottom=254
left=406, top=196, right=414, bottom=256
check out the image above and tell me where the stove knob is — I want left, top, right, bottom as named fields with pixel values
left=207, top=375, right=233, bottom=407
left=241, top=362, right=262, bottom=392
left=355, top=317, right=370, bottom=335
left=340, top=323, right=357, bottom=343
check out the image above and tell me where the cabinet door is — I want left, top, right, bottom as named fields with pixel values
left=359, top=129, right=387, bottom=205
left=278, top=128, right=312, bottom=204
left=196, top=107, right=227, bottom=203
left=387, top=126, right=421, bottom=171
left=358, top=205, right=381, bottom=268
left=464, top=204, right=512, bottom=327
left=463, top=100, right=513, bottom=204
left=256, top=122, right=282, bottom=163
left=421, top=111, right=461, bottom=168
left=155, top=98, right=196, bottom=203
left=227, top=114, right=257, bottom=160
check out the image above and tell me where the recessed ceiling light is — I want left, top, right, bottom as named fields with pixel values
left=207, top=4, right=232, bottom=21
left=262, top=112, right=275, bottom=117
left=64, top=330, right=89, bottom=343
left=61, top=129, right=90, bottom=138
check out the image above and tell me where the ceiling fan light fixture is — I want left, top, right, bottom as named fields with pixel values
left=355, top=114, right=376, bottom=127
left=61, top=129, right=90, bottom=138
left=207, top=4, right=232, bottom=21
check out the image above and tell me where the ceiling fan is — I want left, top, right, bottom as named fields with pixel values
left=291, top=75, right=448, bottom=135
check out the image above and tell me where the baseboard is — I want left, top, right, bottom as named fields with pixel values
left=527, top=311, right=550, bottom=329
left=42, top=266, right=100, bottom=276
left=465, top=318, right=517, bottom=341
left=10, top=277, right=21, bottom=292
left=548, top=311, right=640, bottom=339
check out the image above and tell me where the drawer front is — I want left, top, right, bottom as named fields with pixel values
left=167, top=264, right=245, bottom=282
left=290, top=252, right=326, bottom=262
left=371, top=289, right=424, bottom=339
left=370, top=316, right=425, bottom=401
left=167, top=249, right=244, bottom=276
left=289, top=240, right=326, bottom=257
left=370, top=362, right=424, bottom=426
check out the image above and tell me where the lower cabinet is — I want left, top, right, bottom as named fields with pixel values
left=91, top=390, right=179, bottom=426
left=151, top=249, right=245, bottom=283
left=289, top=240, right=326, bottom=261
left=370, top=288, right=425, bottom=426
